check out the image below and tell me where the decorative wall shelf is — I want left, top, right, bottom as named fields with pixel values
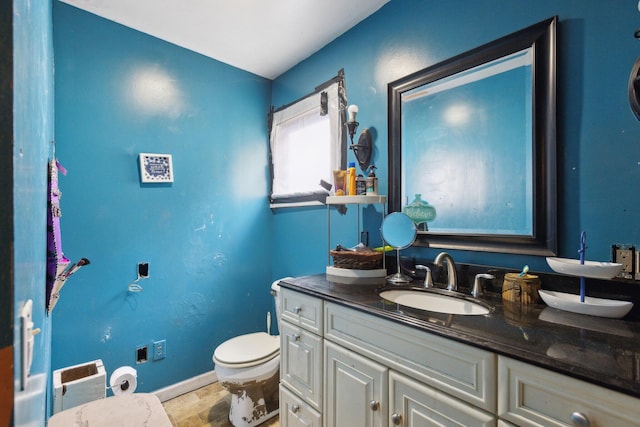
left=326, top=195, right=387, bottom=279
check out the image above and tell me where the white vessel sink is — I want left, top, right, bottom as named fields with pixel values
left=379, top=289, right=490, bottom=316
left=538, top=290, right=633, bottom=319
left=546, top=257, right=623, bottom=279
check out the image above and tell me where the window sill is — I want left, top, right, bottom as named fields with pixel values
left=270, top=200, right=325, bottom=209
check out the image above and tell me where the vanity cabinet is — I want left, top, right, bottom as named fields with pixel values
left=280, top=287, right=497, bottom=427
left=280, top=285, right=640, bottom=427
left=498, top=355, right=640, bottom=427
left=279, top=289, right=324, bottom=425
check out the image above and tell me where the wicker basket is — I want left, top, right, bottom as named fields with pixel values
left=330, top=249, right=383, bottom=270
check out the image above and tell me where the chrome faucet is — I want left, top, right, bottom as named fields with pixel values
left=415, top=265, right=433, bottom=288
left=471, top=273, right=495, bottom=297
left=434, top=252, right=457, bottom=291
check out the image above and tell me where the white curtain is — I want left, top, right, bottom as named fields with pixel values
left=270, top=81, right=343, bottom=202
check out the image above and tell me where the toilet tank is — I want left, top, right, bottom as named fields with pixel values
left=271, top=278, right=290, bottom=333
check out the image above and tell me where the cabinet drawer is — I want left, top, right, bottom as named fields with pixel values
left=281, top=289, right=323, bottom=335
left=390, top=370, right=495, bottom=427
left=325, top=302, right=496, bottom=412
left=280, top=384, right=322, bottom=427
left=498, top=355, right=640, bottom=427
left=281, top=321, right=323, bottom=411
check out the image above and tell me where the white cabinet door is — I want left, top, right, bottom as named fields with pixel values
left=389, top=370, right=495, bottom=427
left=280, top=385, right=322, bottom=427
left=281, top=320, right=323, bottom=411
left=324, top=340, right=388, bottom=427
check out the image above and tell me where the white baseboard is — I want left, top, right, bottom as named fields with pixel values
left=153, top=370, right=218, bottom=402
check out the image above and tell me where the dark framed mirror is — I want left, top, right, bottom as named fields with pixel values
left=388, top=17, right=557, bottom=256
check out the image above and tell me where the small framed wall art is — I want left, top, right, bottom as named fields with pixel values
left=139, top=153, right=174, bottom=183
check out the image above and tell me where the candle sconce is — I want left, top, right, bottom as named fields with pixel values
left=346, top=104, right=373, bottom=170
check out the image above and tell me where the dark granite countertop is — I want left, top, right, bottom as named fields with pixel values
left=279, top=273, right=640, bottom=399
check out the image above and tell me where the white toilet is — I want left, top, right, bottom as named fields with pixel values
left=212, top=279, right=284, bottom=427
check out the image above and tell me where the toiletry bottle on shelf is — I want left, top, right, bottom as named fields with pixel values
left=356, top=174, right=366, bottom=195
left=347, top=162, right=357, bottom=195
left=366, top=165, right=378, bottom=195
left=332, top=170, right=346, bottom=196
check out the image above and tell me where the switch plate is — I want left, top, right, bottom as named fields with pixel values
left=153, top=340, right=166, bottom=361
left=612, top=244, right=635, bottom=279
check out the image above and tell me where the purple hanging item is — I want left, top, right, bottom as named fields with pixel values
left=46, top=159, right=70, bottom=313
left=579, top=231, right=587, bottom=303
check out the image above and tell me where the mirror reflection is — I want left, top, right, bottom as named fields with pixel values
left=388, top=17, right=557, bottom=255
left=402, top=49, right=533, bottom=235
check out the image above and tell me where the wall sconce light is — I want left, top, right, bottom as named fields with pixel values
left=346, top=104, right=373, bottom=170
left=346, top=104, right=359, bottom=142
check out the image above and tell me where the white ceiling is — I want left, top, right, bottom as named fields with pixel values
left=59, top=0, right=390, bottom=79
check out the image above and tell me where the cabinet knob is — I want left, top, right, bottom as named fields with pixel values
left=290, top=333, right=300, bottom=341
left=391, top=413, right=403, bottom=425
left=369, top=400, right=379, bottom=411
left=570, top=412, right=590, bottom=427
left=291, top=404, right=300, bottom=413
left=293, top=306, right=302, bottom=314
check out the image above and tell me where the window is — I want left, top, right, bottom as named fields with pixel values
left=269, top=72, right=346, bottom=208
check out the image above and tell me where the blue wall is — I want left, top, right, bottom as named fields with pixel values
left=13, top=0, right=55, bottom=425
left=272, top=0, right=640, bottom=277
left=51, top=3, right=273, bottom=393
left=41, top=0, right=640, bottom=417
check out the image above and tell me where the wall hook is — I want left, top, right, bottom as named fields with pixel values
left=628, top=57, right=640, bottom=120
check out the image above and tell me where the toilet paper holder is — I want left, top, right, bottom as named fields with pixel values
left=109, top=366, right=138, bottom=395
left=108, top=379, right=130, bottom=391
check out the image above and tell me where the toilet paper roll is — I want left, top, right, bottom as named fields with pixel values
left=110, top=366, right=137, bottom=395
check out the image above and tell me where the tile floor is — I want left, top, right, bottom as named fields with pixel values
left=162, top=381, right=280, bottom=427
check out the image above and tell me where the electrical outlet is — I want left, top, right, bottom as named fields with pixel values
left=153, top=340, right=166, bottom=361
left=136, top=345, right=148, bottom=364
left=612, top=244, right=635, bottom=279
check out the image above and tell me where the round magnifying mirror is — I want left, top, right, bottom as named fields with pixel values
left=381, top=212, right=417, bottom=283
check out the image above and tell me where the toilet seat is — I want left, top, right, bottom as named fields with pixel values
left=214, top=332, right=279, bottom=368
